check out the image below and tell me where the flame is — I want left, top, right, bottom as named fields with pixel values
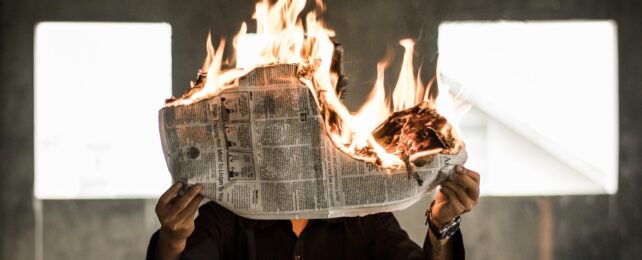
left=165, top=0, right=466, bottom=173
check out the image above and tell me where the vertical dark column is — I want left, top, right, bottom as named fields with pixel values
left=616, top=0, right=642, bottom=258
left=416, top=0, right=443, bottom=89
left=0, top=0, right=36, bottom=258
left=0, top=0, right=4, bottom=255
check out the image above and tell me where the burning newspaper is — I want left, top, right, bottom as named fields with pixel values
left=159, top=65, right=466, bottom=219
left=158, top=0, right=467, bottom=219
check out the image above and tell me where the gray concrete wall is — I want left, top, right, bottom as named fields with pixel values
left=1, top=0, right=641, bottom=259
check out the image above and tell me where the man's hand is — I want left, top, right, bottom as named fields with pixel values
left=431, top=166, right=480, bottom=229
left=155, top=182, right=204, bottom=260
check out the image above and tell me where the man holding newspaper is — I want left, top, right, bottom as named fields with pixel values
left=146, top=165, right=479, bottom=260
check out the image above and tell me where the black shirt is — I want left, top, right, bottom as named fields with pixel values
left=146, top=202, right=465, bottom=260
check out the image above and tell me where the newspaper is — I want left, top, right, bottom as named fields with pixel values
left=159, top=64, right=467, bottom=219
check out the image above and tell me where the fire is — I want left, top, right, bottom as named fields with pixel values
left=165, top=0, right=466, bottom=183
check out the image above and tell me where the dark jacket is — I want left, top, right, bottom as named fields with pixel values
left=146, top=202, right=465, bottom=260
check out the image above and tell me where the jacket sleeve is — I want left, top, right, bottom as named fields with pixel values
left=145, top=230, right=162, bottom=260
left=145, top=202, right=230, bottom=260
left=422, top=224, right=465, bottom=260
left=369, top=212, right=465, bottom=260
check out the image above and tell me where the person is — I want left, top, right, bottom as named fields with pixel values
left=146, top=165, right=480, bottom=260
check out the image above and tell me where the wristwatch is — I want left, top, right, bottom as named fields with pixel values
left=425, top=200, right=461, bottom=240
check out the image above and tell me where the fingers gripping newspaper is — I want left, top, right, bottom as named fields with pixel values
left=159, top=64, right=467, bottom=220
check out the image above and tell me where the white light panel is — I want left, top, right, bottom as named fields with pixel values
left=438, top=21, right=618, bottom=196
left=35, top=22, right=173, bottom=199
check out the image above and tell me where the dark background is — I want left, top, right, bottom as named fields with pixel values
left=1, top=0, right=641, bottom=259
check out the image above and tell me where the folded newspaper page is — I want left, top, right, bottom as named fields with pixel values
left=159, top=64, right=467, bottom=219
